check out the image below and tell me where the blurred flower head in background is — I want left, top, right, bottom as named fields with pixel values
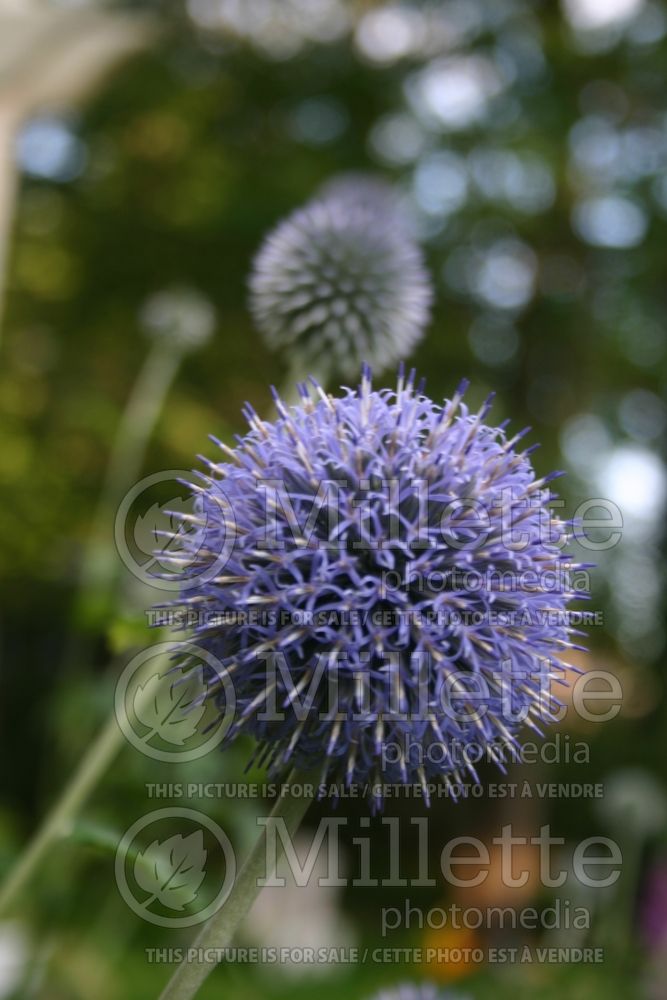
left=249, top=178, right=432, bottom=379
left=368, top=983, right=470, bottom=1000
left=140, top=286, right=216, bottom=351
left=316, top=171, right=407, bottom=219
left=597, top=767, right=667, bottom=839
left=163, top=369, right=583, bottom=808
left=0, top=923, right=28, bottom=1000
left=247, top=832, right=355, bottom=978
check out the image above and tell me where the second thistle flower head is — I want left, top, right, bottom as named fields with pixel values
left=249, top=180, right=432, bottom=378
left=165, top=369, right=585, bottom=809
left=140, top=287, right=216, bottom=350
left=367, top=986, right=469, bottom=1000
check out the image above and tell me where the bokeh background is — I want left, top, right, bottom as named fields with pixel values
left=0, top=0, right=666, bottom=997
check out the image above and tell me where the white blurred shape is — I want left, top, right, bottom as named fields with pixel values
left=560, top=413, right=612, bottom=476
left=0, top=7, right=153, bottom=112
left=246, top=833, right=355, bottom=977
left=473, top=239, right=537, bottom=310
left=562, top=0, right=643, bottom=31
left=597, top=444, right=666, bottom=524
left=572, top=195, right=648, bottom=248
left=610, top=551, right=661, bottom=617
left=504, top=155, right=555, bottom=213
left=355, top=5, right=423, bottom=64
left=0, top=923, right=28, bottom=999
left=369, top=112, right=426, bottom=166
left=598, top=768, right=667, bottom=839
left=405, top=55, right=503, bottom=131
left=15, top=116, right=85, bottom=181
left=413, top=151, right=467, bottom=215
left=621, top=127, right=666, bottom=180
left=628, top=0, right=667, bottom=43
left=569, top=117, right=620, bottom=179
left=141, top=288, right=216, bottom=350
left=292, top=0, right=348, bottom=41
left=188, top=0, right=348, bottom=54
left=619, top=389, right=667, bottom=442
left=494, top=28, right=546, bottom=83
left=470, top=147, right=554, bottom=213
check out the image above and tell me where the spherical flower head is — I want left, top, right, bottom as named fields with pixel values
left=165, top=369, right=586, bottom=809
left=317, top=172, right=407, bottom=220
left=249, top=182, right=432, bottom=378
left=140, top=287, right=216, bottom=350
left=367, top=986, right=468, bottom=1000
left=597, top=768, right=667, bottom=839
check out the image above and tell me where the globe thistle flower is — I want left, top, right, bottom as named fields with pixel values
left=140, top=287, right=216, bottom=350
left=316, top=172, right=406, bottom=220
left=367, top=986, right=468, bottom=1000
left=597, top=768, right=667, bottom=839
left=249, top=182, right=432, bottom=379
left=163, top=368, right=586, bottom=809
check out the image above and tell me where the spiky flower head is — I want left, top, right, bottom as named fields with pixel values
left=316, top=171, right=407, bottom=219
left=368, top=986, right=468, bottom=1000
left=140, top=287, right=216, bottom=350
left=597, top=768, right=667, bottom=839
left=165, top=369, right=585, bottom=809
left=249, top=180, right=432, bottom=378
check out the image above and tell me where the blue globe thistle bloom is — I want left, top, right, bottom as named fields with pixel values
left=249, top=182, right=432, bottom=379
left=140, top=287, right=216, bottom=350
left=316, top=172, right=407, bottom=219
left=368, top=986, right=469, bottom=1000
left=164, top=369, right=586, bottom=809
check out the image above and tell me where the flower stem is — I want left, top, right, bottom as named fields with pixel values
left=75, top=339, right=184, bottom=625
left=0, top=712, right=121, bottom=915
left=2, top=345, right=185, bottom=910
left=0, top=642, right=172, bottom=916
left=158, top=772, right=312, bottom=1000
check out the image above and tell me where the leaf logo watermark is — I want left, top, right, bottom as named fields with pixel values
left=134, top=831, right=207, bottom=910
left=114, top=470, right=236, bottom=592
left=114, top=642, right=236, bottom=762
left=132, top=497, right=198, bottom=576
left=133, top=669, right=206, bottom=747
left=115, top=808, right=236, bottom=927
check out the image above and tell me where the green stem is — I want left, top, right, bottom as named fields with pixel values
left=103, top=341, right=184, bottom=500
left=0, top=642, right=171, bottom=916
left=0, top=712, right=121, bottom=915
left=76, top=340, right=184, bottom=619
left=2, top=346, right=185, bottom=909
left=158, top=772, right=312, bottom=1000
